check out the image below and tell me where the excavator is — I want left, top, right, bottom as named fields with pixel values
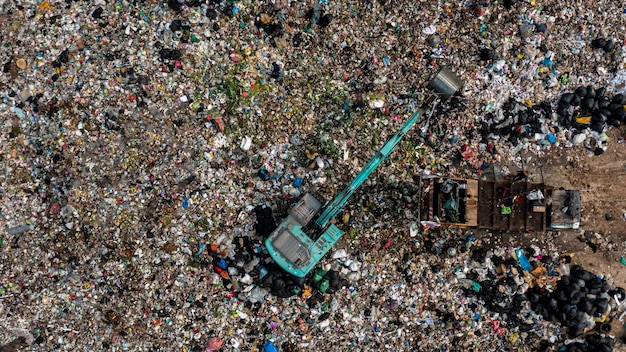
left=264, top=68, right=464, bottom=277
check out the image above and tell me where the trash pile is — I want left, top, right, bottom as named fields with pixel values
left=558, top=88, right=626, bottom=131
left=0, top=0, right=626, bottom=350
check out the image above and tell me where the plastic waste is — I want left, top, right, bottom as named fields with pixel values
left=6, top=224, right=32, bottom=235
left=515, top=249, right=532, bottom=271
left=263, top=341, right=278, bottom=352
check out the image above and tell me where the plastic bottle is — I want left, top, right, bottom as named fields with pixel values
left=515, top=249, right=532, bottom=271
left=559, top=263, right=571, bottom=276
left=6, top=224, right=32, bottom=235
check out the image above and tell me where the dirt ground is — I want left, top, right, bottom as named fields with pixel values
left=499, top=129, right=626, bottom=340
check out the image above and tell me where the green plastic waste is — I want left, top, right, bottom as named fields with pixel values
left=621, top=257, right=626, bottom=266
left=313, top=268, right=327, bottom=282
left=501, top=206, right=511, bottom=215
left=472, top=282, right=481, bottom=292
left=319, top=279, right=330, bottom=293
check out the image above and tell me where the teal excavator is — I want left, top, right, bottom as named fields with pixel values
left=264, top=68, right=464, bottom=277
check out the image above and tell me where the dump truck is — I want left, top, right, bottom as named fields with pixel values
left=418, top=176, right=581, bottom=231
left=264, top=68, right=465, bottom=277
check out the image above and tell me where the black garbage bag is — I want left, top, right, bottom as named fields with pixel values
left=92, top=7, right=104, bottom=19
left=167, top=0, right=183, bottom=11
left=206, top=8, right=218, bottom=20
left=513, top=293, right=528, bottom=304
left=547, top=298, right=559, bottom=312
left=254, top=204, right=277, bottom=238
left=318, top=14, right=333, bottom=27
left=601, top=279, right=610, bottom=292
left=503, top=0, right=518, bottom=8
left=519, top=323, right=535, bottom=332
left=587, top=334, right=615, bottom=352
left=575, top=278, right=587, bottom=289
left=580, top=301, right=596, bottom=316
left=557, top=104, right=571, bottom=117
left=595, top=298, right=609, bottom=314
left=318, top=312, right=330, bottom=321
left=272, top=278, right=295, bottom=298
left=586, top=85, right=596, bottom=98
left=556, top=289, right=568, bottom=302
left=600, top=336, right=615, bottom=349
left=563, top=318, right=576, bottom=328
left=261, top=272, right=274, bottom=288
left=565, top=308, right=577, bottom=321
left=612, top=108, right=626, bottom=121
left=609, top=103, right=623, bottom=112
left=591, top=38, right=605, bottom=48
left=612, top=93, right=625, bottom=104
left=575, top=86, right=587, bottom=97
left=528, top=292, right=541, bottom=304
left=590, top=121, right=605, bottom=133
left=560, top=93, right=575, bottom=105
left=568, top=325, right=585, bottom=338
left=567, top=290, right=581, bottom=304
left=575, top=290, right=587, bottom=304
left=608, top=287, right=625, bottom=300
left=598, top=108, right=612, bottom=121
left=587, top=334, right=603, bottom=347
left=582, top=97, right=595, bottom=110
left=599, top=98, right=611, bottom=109
left=293, top=276, right=307, bottom=287
left=534, top=304, right=548, bottom=318
left=588, top=277, right=603, bottom=290
left=479, top=48, right=494, bottom=61
left=592, top=111, right=606, bottom=123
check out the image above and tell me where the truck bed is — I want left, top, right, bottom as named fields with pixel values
left=477, top=180, right=546, bottom=232
left=420, top=178, right=547, bottom=232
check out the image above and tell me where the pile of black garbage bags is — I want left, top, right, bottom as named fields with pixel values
left=557, top=86, right=626, bottom=131
left=528, top=265, right=622, bottom=338
left=464, top=256, right=623, bottom=351
left=564, top=333, right=615, bottom=352
left=259, top=265, right=349, bottom=298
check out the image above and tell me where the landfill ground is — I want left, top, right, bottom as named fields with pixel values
left=2, top=0, right=626, bottom=351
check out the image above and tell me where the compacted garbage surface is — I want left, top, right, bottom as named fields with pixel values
left=1, top=0, right=626, bottom=351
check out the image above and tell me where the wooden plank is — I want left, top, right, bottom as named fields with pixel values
left=464, top=179, right=479, bottom=227
left=524, top=182, right=530, bottom=231
left=493, top=182, right=509, bottom=230
left=510, top=181, right=526, bottom=231
left=526, top=184, right=546, bottom=231
left=478, top=180, right=494, bottom=228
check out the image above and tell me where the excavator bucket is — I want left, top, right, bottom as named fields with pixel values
left=427, top=67, right=464, bottom=101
